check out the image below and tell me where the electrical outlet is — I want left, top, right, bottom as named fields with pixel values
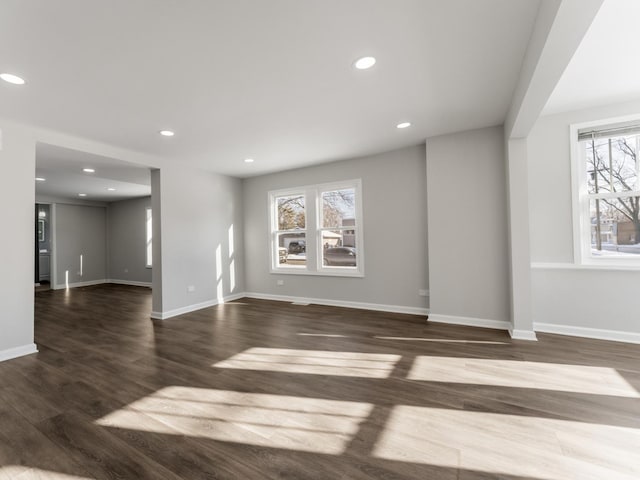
left=418, top=289, right=429, bottom=297
left=187, top=285, right=196, bottom=293
left=277, top=280, right=284, bottom=286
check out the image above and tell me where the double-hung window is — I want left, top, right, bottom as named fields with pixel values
left=272, top=192, right=307, bottom=269
left=572, top=118, right=640, bottom=266
left=269, top=179, right=363, bottom=276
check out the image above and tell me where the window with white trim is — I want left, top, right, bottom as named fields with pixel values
left=573, top=118, right=640, bottom=265
left=269, top=180, right=363, bottom=276
left=273, top=192, right=307, bottom=269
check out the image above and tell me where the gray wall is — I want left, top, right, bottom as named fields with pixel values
left=243, top=145, right=428, bottom=311
left=107, top=196, right=152, bottom=284
left=151, top=169, right=163, bottom=313
left=54, top=204, right=107, bottom=287
left=0, top=123, right=35, bottom=355
left=426, top=126, right=510, bottom=323
left=154, top=167, right=244, bottom=314
left=528, top=99, right=640, bottom=335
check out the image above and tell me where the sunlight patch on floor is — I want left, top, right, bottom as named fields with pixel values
left=407, top=356, right=640, bottom=397
left=213, top=347, right=401, bottom=378
left=372, top=406, right=640, bottom=480
left=374, top=336, right=508, bottom=345
left=96, top=387, right=373, bottom=454
left=0, top=466, right=94, bottom=479
left=297, top=333, right=349, bottom=338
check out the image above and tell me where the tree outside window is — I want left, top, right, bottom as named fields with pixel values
left=580, top=128, right=640, bottom=259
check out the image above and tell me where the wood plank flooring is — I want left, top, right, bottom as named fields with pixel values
left=0, top=284, right=639, bottom=479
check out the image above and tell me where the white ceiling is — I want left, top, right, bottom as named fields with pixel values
left=1, top=0, right=540, bottom=177
left=544, top=0, right=640, bottom=115
left=36, top=144, right=151, bottom=203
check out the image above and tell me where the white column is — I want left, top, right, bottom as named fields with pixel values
left=150, top=168, right=164, bottom=317
left=506, top=138, right=536, bottom=340
left=0, top=123, right=38, bottom=361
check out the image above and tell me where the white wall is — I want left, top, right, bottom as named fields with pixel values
left=0, top=123, right=37, bottom=359
left=242, top=145, right=428, bottom=313
left=153, top=166, right=244, bottom=317
left=528, top=99, right=640, bottom=339
left=426, top=126, right=510, bottom=326
left=107, top=196, right=152, bottom=285
left=54, top=204, right=107, bottom=287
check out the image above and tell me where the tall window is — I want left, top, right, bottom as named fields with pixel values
left=320, top=188, right=357, bottom=268
left=573, top=119, right=640, bottom=265
left=146, top=207, right=153, bottom=268
left=273, top=192, right=306, bottom=269
left=269, top=180, right=363, bottom=276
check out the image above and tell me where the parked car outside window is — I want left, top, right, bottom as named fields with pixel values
left=324, top=247, right=356, bottom=266
left=288, top=241, right=306, bottom=254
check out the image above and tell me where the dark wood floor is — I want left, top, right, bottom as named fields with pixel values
left=1, top=284, right=639, bottom=479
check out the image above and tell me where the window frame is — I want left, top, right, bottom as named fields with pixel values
left=269, top=189, right=308, bottom=273
left=570, top=114, right=640, bottom=268
left=268, top=179, right=364, bottom=277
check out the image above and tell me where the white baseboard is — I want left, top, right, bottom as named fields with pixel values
left=534, top=322, right=640, bottom=344
left=223, top=292, right=247, bottom=303
left=509, top=329, right=538, bottom=341
left=53, top=278, right=108, bottom=290
left=151, top=292, right=246, bottom=320
left=427, top=313, right=511, bottom=331
left=107, top=279, right=152, bottom=288
left=0, top=343, right=38, bottom=363
left=244, top=292, right=429, bottom=316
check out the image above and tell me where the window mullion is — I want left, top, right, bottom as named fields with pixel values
left=589, top=191, right=640, bottom=200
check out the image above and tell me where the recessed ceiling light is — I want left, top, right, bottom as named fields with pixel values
left=354, top=56, right=376, bottom=70
left=107, top=188, right=116, bottom=191
left=244, top=158, right=254, bottom=163
left=35, top=177, right=46, bottom=182
left=396, top=122, right=412, bottom=129
left=0, top=73, right=26, bottom=85
left=159, top=130, right=175, bottom=137
left=83, top=168, right=95, bottom=173
left=78, top=193, right=87, bottom=197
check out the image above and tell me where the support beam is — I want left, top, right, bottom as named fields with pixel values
left=150, top=168, right=164, bottom=316
left=506, top=138, right=536, bottom=340
left=503, top=0, right=603, bottom=339
left=0, top=123, right=38, bottom=360
left=505, top=0, right=603, bottom=139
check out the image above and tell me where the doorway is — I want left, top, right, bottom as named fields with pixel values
left=35, top=203, right=51, bottom=291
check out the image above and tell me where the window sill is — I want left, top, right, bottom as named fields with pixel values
left=531, top=262, right=640, bottom=272
left=270, top=268, right=364, bottom=278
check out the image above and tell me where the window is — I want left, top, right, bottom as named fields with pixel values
left=572, top=118, right=640, bottom=266
left=320, top=188, right=357, bottom=268
left=269, top=180, right=363, bottom=276
left=146, top=207, right=152, bottom=268
left=273, top=192, right=307, bottom=269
